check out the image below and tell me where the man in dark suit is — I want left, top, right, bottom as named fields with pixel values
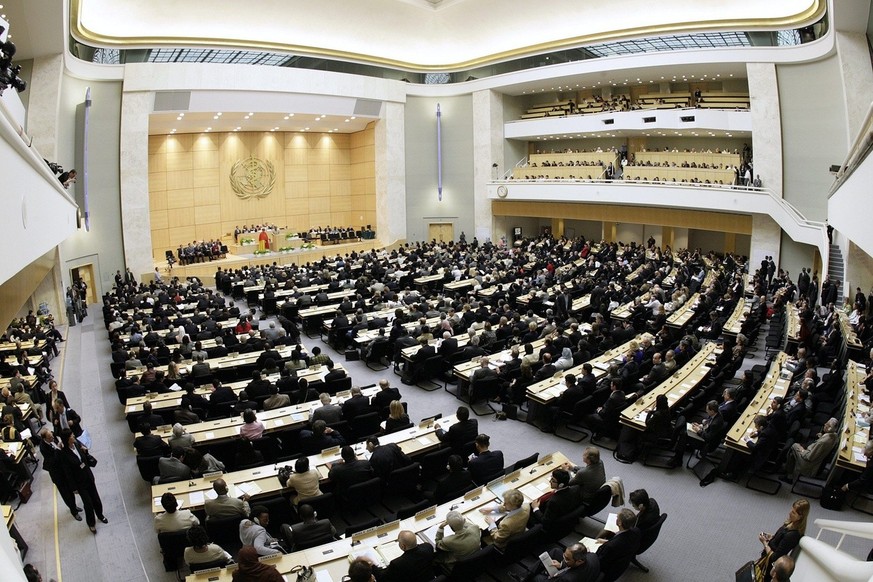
left=583, top=378, right=627, bottom=437
left=370, top=379, right=401, bottom=412
left=377, top=530, right=434, bottom=582
left=366, top=436, right=412, bottom=481
left=245, top=371, right=273, bottom=399
left=595, top=509, right=641, bottom=581
left=438, top=331, right=459, bottom=360
left=136, top=401, right=165, bottom=431
left=718, top=387, right=740, bottom=425
left=255, top=342, right=281, bottom=370
left=133, top=424, right=170, bottom=457
left=327, top=446, right=374, bottom=501
left=435, top=406, right=478, bottom=453
left=670, top=400, right=725, bottom=466
left=467, top=433, right=504, bottom=485
left=38, top=427, right=82, bottom=520
left=529, top=469, right=580, bottom=528
left=209, top=380, right=237, bottom=405
left=411, top=338, right=436, bottom=365
left=341, top=387, right=373, bottom=421
left=299, top=420, right=345, bottom=455
left=429, top=454, right=475, bottom=504
left=534, top=353, right=558, bottom=382
left=323, top=361, right=347, bottom=384
left=280, top=503, right=337, bottom=551
left=523, top=543, right=600, bottom=582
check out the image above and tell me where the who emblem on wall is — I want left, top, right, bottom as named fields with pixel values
left=229, top=156, right=276, bottom=200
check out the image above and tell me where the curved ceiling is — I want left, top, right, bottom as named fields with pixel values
left=71, top=0, right=825, bottom=72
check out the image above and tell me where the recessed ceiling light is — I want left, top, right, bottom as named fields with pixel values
left=270, top=129, right=275, bottom=132
left=304, top=127, right=310, bottom=130
left=248, top=112, right=254, bottom=116
left=176, top=117, right=182, bottom=121
left=244, top=116, right=249, bottom=119
left=344, top=119, right=350, bottom=122
left=206, top=127, right=212, bottom=131
left=213, top=116, right=219, bottom=120
left=288, top=113, right=294, bottom=117
left=350, top=116, right=356, bottom=120
left=235, top=126, right=241, bottom=130
left=216, top=112, right=223, bottom=116
left=284, top=116, right=290, bottom=120
left=273, top=127, right=279, bottom=130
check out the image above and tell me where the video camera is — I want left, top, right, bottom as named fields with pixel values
left=0, top=34, right=27, bottom=96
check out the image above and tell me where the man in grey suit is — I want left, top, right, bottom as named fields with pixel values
left=565, top=447, right=606, bottom=503
left=310, top=393, right=343, bottom=425
left=157, top=448, right=192, bottom=483
left=782, top=417, right=839, bottom=482
left=434, top=511, right=481, bottom=568
left=204, top=478, right=251, bottom=520
left=261, top=321, right=286, bottom=343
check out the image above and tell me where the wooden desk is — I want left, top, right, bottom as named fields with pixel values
left=2, top=504, right=12, bottom=529
left=525, top=337, right=645, bottom=405
left=724, top=352, right=789, bottom=453
left=129, top=342, right=310, bottom=380
left=153, top=386, right=380, bottom=447
left=620, top=343, right=718, bottom=430
left=722, top=298, right=748, bottom=338
left=835, top=361, right=870, bottom=473
left=413, top=272, right=446, bottom=288
left=838, top=311, right=863, bottom=350
left=182, top=451, right=570, bottom=582
left=152, top=415, right=460, bottom=514
left=786, top=303, right=800, bottom=347
left=443, top=279, right=477, bottom=292
left=124, top=364, right=336, bottom=414
left=453, top=338, right=548, bottom=383
left=666, top=292, right=701, bottom=329
left=0, top=441, right=26, bottom=464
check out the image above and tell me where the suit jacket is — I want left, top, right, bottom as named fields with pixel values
left=438, top=337, right=459, bottom=359
left=532, top=485, right=581, bottom=526
left=569, top=461, right=606, bottom=503
left=595, top=527, right=642, bottom=578
left=433, top=469, right=476, bottom=504
left=435, top=520, right=481, bottom=565
left=341, top=395, right=373, bottom=421
left=324, top=369, right=347, bottom=384
left=263, top=393, right=291, bottom=410
left=413, top=345, right=437, bottom=364
left=311, top=404, right=343, bottom=425
left=287, top=519, right=336, bottom=550
left=57, top=441, right=97, bottom=490
left=134, top=433, right=170, bottom=457
left=468, top=450, right=505, bottom=485
left=369, top=443, right=412, bottom=480
left=328, top=458, right=374, bottom=497
left=205, top=494, right=250, bottom=519
left=53, top=407, right=83, bottom=437
left=371, top=387, right=402, bottom=411
left=378, top=543, right=435, bottom=582
left=485, top=505, right=530, bottom=550
left=158, top=456, right=192, bottom=482
left=437, top=418, right=479, bottom=452
left=795, top=431, right=838, bottom=476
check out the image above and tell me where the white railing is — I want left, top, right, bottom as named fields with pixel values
left=487, top=178, right=827, bottom=267
left=790, top=518, right=873, bottom=582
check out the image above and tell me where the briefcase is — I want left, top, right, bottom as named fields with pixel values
left=501, top=402, right=518, bottom=420
left=344, top=349, right=360, bottom=361
left=18, top=479, right=33, bottom=504
left=820, top=484, right=845, bottom=510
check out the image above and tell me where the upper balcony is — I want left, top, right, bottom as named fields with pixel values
left=506, top=107, right=752, bottom=141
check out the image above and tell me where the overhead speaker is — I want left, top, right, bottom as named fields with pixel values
left=153, top=91, right=191, bottom=111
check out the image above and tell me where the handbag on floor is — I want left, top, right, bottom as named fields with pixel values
left=820, top=484, right=846, bottom=510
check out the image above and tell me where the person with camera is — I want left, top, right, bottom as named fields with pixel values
left=278, top=456, right=322, bottom=505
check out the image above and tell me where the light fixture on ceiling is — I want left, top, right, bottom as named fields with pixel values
left=244, top=115, right=249, bottom=119
left=284, top=116, right=290, bottom=120
left=213, top=116, right=218, bottom=120
left=288, top=113, right=294, bottom=117
left=350, top=116, right=356, bottom=120
left=248, top=112, right=254, bottom=116
left=216, top=112, right=223, bottom=116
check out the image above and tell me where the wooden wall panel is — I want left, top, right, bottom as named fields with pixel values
left=148, top=127, right=375, bottom=261
left=492, top=201, right=753, bottom=235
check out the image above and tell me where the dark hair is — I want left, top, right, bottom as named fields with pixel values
left=474, top=433, right=490, bottom=448
left=243, top=409, right=257, bottom=424
left=447, top=454, right=464, bottom=472
left=551, top=468, right=570, bottom=487
left=629, top=489, right=651, bottom=508
left=295, top=456, right=310, bottom=473
left=187, top=525, right=210, bottom=547
left=457, top=406, right=470, bottom=421
left=341, top=445, right=356, bottom=462
left=347, top=558, right=374, bottom=582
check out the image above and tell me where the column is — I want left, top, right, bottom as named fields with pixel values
left=26, top=55, right=64, bottom=161
left=751, top=215, right=781, bottom=272
left=836, top=31, right=873, bottom=146
left=375, top=101, right=407, bottom=244
left=747, top=63, right=782, bottom=197
left=551, top=218, right=564, bottom=238
left=661, top=226, right=674, bottom=249
left=724, top=233, right=736, bottom=255
left=472, top=89, right=504, bottom=242
left=119, top=91, right=154, bottom=278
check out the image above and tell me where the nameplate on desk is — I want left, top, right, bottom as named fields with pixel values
left=418, top=414, right=442, bottom=429
left=192, top=565, right=222, bottom=577
left=320, top=446, right=341, bottom=457
left=352, top=525, right=380, bottom=543
left=486, top=474, right=506, bottom=490
left=414, top=506, right=438, bottom=521
left=538, top=453, right=554, bottom=466
left=258, top=554, right=282, bottom=563
left=464, top=487, right=485, bottom=501
left=202, top=471, right=223, bottom=480
left=373, top=519, right=401, bottom=539
left=336, top=390, right=351, bottom=399
left=504, top=469, right=522, bottom=483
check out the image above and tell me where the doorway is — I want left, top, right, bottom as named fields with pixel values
left=70, top=264, right=98, bottom=305
left=428, top=223, right=454, bottom=243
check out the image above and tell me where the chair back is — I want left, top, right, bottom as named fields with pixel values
left=325, top=376, right=352, bottom=395
left=583, top=484, right=613, bottom=517
left=136, top=455, right=163, bottom=483
left=396, top=499, right=433, bottom=520
left=636, top=513, right=668, bottom=556
left=258, top=495, right=298, bottom=536
left=345, top=477, right=383, bottom=509
left=344, top=517, right=383, bottom=537
left=510, top=452, right=539, bottom=473
left=205, top=515, right=244, bottom=558
left=298, top=492, right=335, bottom=519
left=157, top=529, right=189, bottom=572
left=497, top=524, right=544, bottom=565
left=385, top=462, right=421, bottom=496
left=350, top=412, right=382, bottom=442
left=448, top=545, right=495, bottom=581
left=419, top=447, right=452, bottom=482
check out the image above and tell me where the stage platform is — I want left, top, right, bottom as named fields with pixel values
left=147, top=238, right=398, bottom=282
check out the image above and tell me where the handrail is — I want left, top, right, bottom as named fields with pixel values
left=506, top=104, right=750, bottom=124
left=829, top=100, right=873, bottom=198
left=815, top=518, right=873, bottom=551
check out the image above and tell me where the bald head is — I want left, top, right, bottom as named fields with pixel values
left=397, top=530, right=418, bottom=551
left=212, top=479, right=228, bottom=495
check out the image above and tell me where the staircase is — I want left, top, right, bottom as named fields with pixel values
left=828, top=244, right=844, bottom=299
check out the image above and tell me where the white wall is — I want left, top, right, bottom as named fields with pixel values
left=776, top=54, right=849, bottom=220
left=404, top=95, right=474, bottom=242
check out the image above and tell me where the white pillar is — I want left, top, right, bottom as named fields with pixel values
left=751, top=214, right=782, bottom=272
left=375, top=101, right=407, bottom=244
left=747, top=63, right=782, bottom=198
left=836, top=31, right=873, bottom=147
left=26, top=54, right=64, bottom=161
left=120, top=91, right=154, bottom=278
left=472, top=89, right=504, bottom=242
